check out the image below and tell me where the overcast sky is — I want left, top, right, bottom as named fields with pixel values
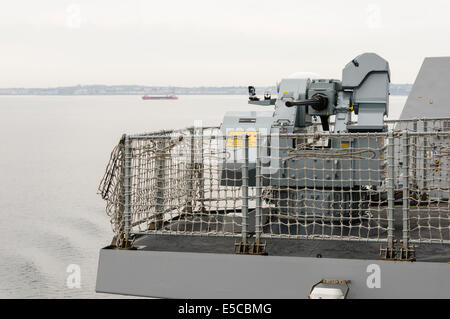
left=1, top=0, right=449, bottom=87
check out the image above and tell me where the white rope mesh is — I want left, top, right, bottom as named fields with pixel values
left=98, top=119, right=450, bottom=247
left=258, top=133, right=391, bottom=242
left=406, top=131, right=450, bottom=243
left=127, top=128, right=253, bottom=239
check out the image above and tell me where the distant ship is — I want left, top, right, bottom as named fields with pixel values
left=142, top=94, right=178, bottom=100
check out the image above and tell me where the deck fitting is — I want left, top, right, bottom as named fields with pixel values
left=112, top=234, right=136, bottom=250
left=234, top=240, right=268, bottom=255
left=380, top=245, right=416, bottom=261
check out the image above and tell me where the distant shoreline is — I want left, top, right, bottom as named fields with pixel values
left=0, top=84, right=412, bottom=96
left=0, top=93, right=410, bottom=96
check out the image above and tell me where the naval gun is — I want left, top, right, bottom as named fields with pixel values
left=220, top=53, right=390, bottom=218
left=240, top=52, right=390, bottom=134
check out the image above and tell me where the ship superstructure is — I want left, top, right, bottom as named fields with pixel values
left=96, top=53, right=450, bottom=299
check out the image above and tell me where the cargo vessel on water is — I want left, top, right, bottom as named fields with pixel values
left=96, top=53, right=450, bottom=299
left=142, top=94, right=178, bottom=100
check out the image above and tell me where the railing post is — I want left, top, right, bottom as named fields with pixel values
left=155, top=139, right=166, bottom=229
left=124, top=135, right=132, bottom=243
left=187, top=128, right=195, bottom=212
left=241, top=134, right=249, bottom=245
left=255, top=134, right=262, bottom=243
left=401, top=130, right=410, bottom=249
left=387, top=132, right=395, bottom=249
left=198, top=127, right=205, bottom=210
left=412, top=121, right=418, bottom=189
left=422, top=121, right=428, bottom=191
left=235, top=133, right=267, bottom=255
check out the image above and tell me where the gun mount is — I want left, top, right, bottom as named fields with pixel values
left=220, top=53, right=391, bottom=219
left=242, top=52, right=390, bottom=133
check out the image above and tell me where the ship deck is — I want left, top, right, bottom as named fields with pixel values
left=133, top=234, right=450, bottom=263
left=98, top=207, right=450, bottom=298
left=132, top=207, right=450, bottom=263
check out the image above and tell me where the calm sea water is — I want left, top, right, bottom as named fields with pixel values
left=0, top=95, right=407, bottom=298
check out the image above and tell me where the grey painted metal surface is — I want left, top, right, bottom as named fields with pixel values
left=220, top=110, right=273, bottom=187
left=343, top=53, right=390, bottom=131
left=218, top=52, right=390, bottom=226
left=96, top=249, right=450, bottom=299
left=400, top=57, right=450, bottom=120
left=342, top=53, right=391, bottom=88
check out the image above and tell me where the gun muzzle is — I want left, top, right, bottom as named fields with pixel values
left=285, top=93, right=328, bottom=111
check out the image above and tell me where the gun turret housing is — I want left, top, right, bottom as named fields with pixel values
left=220, top=53, right=390, bottom=219
left=242, top=52, right=390, bottom=133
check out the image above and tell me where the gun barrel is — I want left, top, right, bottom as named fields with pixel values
left=285, top=94, right=328, bottom=110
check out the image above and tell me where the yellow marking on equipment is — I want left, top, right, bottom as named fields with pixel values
left=226, top=131, right=259, bottom=147
left=340, top=143, right=349, bottom=148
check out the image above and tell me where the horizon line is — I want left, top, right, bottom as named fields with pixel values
left=0, top=83, right=413, bottom=90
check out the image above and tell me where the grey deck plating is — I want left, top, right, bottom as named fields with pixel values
left=132, top=234, right=450, bottom=263
left=96, top=206, right=450, bottom=298
left=96, top=247, right=450, bottom=299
